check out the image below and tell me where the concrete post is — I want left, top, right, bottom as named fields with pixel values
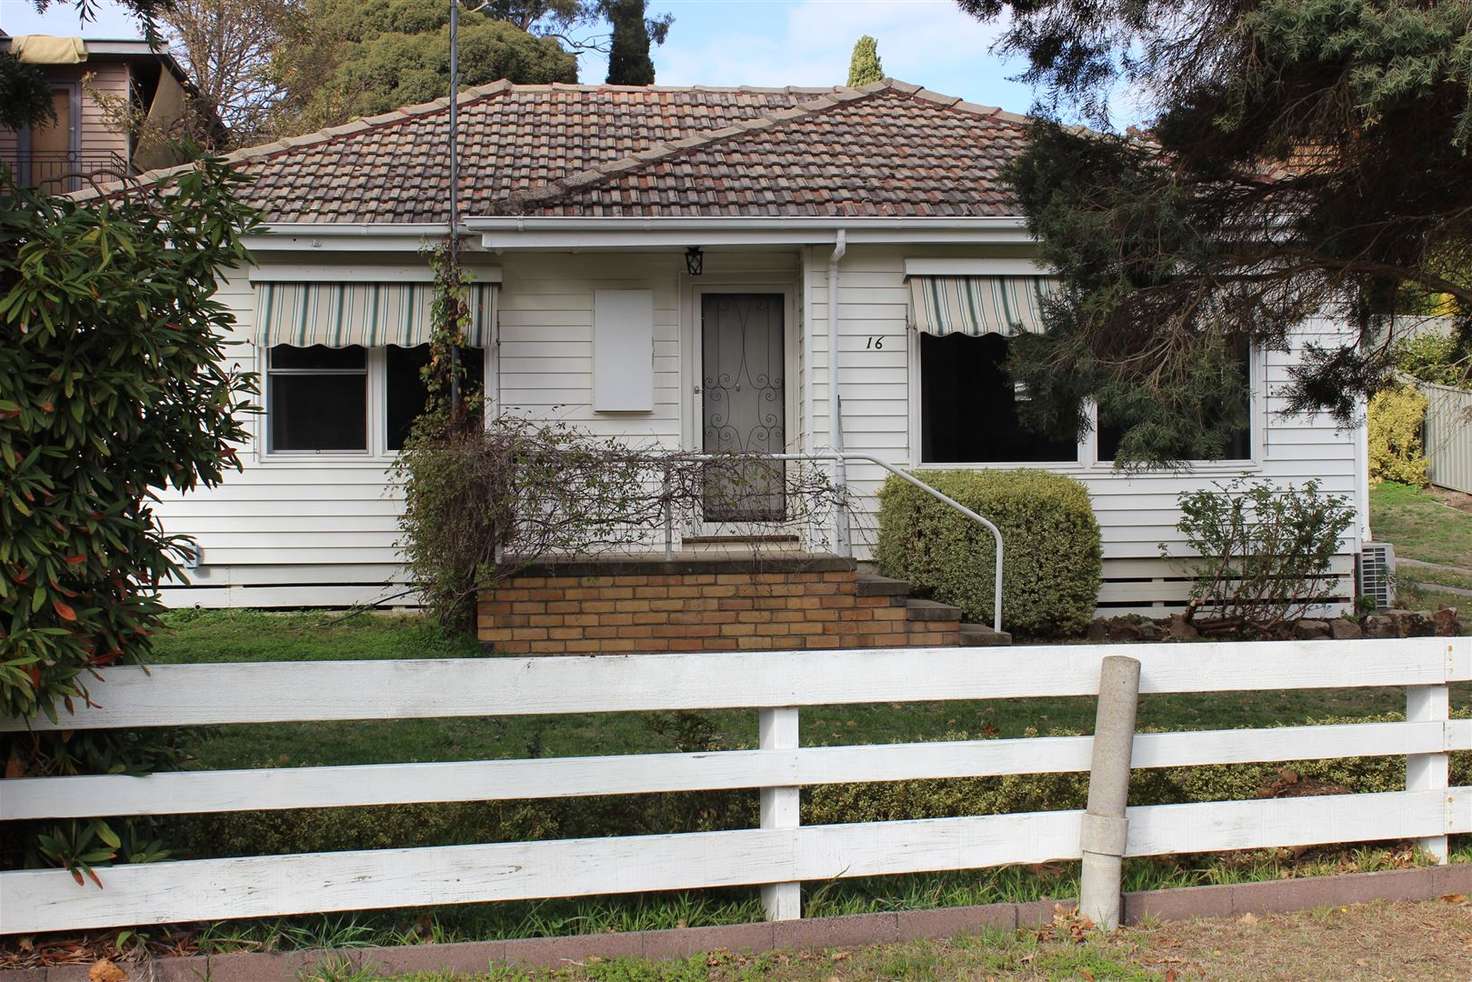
left=1079, top=655, right=1141, bottom=931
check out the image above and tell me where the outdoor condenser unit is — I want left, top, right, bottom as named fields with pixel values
left=1357, top=542, right=1395, bottom=610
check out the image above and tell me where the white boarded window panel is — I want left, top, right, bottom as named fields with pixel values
left=593, top=289, right=655, bottom=412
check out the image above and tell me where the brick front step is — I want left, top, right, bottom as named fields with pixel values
left=477, top=555, right=1008, bottom=654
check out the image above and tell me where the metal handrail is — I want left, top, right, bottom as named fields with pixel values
left=667, top=451, right=1005, bottom=634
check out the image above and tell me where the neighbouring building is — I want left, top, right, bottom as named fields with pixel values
left=1, top=33, right=205, bottom=193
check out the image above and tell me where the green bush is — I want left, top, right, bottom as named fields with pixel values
left=166, top=716, right=1469, bottom=862
left=1368, top=384, right=1429, bottom=486
left=875, top=470, right=1102, bottom=637
left=1395, top=331, right=1470, bottom=390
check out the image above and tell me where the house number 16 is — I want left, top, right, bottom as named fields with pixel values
left=865, top=336, right=884, bottom=349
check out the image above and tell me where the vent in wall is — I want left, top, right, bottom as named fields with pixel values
left=1357, top=542, right=1395, bottom=610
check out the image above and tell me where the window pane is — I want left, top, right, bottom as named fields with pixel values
left=386, top=345, right=485, bottom=451
left=269, top=373, right=366, bottom=451
left=1098, top=341, right=1251, bottom=462
left=919, top=333, right=1078, bottom=463
left=270, top=344, right=367, bottom=371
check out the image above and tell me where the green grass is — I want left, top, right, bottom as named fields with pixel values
left=1369, top=481, right=1472, bottom=618
left=1369, top=481, right=1472, bottom=571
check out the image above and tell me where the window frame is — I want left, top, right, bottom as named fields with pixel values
left=257, top=344, right=488, bottom=464
left=906, top=328, right=1268, bottom=473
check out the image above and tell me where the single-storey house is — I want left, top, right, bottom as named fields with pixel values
left=113, top=78, right=1368, bottom=618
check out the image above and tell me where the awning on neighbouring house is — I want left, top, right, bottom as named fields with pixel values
left=907, top=275, right=1058, bottom=337
left=254, top=282, right=496, bottom=348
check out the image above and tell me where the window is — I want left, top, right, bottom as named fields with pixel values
left=267, top=344, right=485, bottom=455
left=919, top=332, right=1078, bottom=463
left=1096, top=340, right=1253, bottom=462
left=385, top=345, right=485, bottom=451
left=268, top=345, right=368, bottom=452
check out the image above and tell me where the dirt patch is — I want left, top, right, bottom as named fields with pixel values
left=441, top=897, right=1472, bottom=981
left=1430, top=485, right=1472, bottom=516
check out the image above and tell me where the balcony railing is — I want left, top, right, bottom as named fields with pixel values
left=2, top=150, right=129, bottom=194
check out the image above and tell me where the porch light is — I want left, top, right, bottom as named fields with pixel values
left=685, top=246, right=704, bottom=276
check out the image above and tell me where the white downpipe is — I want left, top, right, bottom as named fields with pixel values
left=827, top=231, right=849, bottom=556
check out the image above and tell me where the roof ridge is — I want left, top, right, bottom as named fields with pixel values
left=494, top=78, right=1034, bottom=214
left=71, top=79, right=518, bottom=202
left=497, top=80, right=904, bottom=214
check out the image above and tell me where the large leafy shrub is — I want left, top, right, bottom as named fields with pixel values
left=875, top=470, right=1102, bottom=637
left=1395, top=331, right=1470, bottom=390
left=0, top=162, right=258, bottom=876
left=1368, top=384, right=1430, bottom=486
left=1173, top=479, right=1355, bottom=632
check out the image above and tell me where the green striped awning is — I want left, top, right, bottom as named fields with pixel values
left=254, top=282, right=496, bottom=348
left=907, top=276, right=1058, bottom=337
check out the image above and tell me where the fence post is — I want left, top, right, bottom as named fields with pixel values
left=1407, top=681, right=1450, bottom=863
left=1079, top=655, right=1140, bottom=931
left=759, top=707, right=801, bottom=920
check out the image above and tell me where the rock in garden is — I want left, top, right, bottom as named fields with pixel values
left=1363, top=614, right=1397, bottom=639
left=1328, top=618, right=1362, bottom=640
left=1166, top=613, right=1199, bottom=640
left=1433, top=607, right=1463, bottom=637
left=1293, top=619, right=1331, bottom=640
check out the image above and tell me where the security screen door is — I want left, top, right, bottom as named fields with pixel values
left=700, top=293, right=786, bottom=523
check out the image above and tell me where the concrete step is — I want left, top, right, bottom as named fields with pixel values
left=959, top=622, right=1013, bottom=646
left=856, top=575, right=914, bottom=597
left=904, top=598, right=964, bottom=622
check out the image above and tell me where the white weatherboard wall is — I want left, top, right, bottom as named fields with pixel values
left=154, top=250, right=793, bottom=607
left=803, top=244, right=1365, bottom=614
left=157, top=242, right=1363, bottom=613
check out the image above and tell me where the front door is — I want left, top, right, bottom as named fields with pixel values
left=700, top=293, right=785, bottom=522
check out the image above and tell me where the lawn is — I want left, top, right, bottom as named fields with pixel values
left=1369, top=481, right=1472, bottom=612
left=298, top=898, right=1472, bottom=981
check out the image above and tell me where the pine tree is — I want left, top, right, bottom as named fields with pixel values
left=604, top=0, right=656, bottom=85
left=847, top=35, right=883, bottom=86
left=957, top=0, right=1472, bottom=463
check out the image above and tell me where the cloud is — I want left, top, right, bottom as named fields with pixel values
left=647, top=0, right=1029, bottom=108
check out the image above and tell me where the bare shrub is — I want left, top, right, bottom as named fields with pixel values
left=1172, top=479, right=1355, bottom=634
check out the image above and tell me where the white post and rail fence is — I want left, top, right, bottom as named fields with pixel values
left=0, top=638, right=1468, bottom=936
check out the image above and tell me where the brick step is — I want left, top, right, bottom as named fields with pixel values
left=903, top=598, right=964, bottom=622
left=959, top=622, right=1013, bottom=646
left=855, top=574, right=914, bottom=597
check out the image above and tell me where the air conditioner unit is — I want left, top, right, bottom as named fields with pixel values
left=1357, top=542, right=1395, bottom=610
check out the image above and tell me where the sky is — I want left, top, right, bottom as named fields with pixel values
left=1, top=0, right=1097, bottom=121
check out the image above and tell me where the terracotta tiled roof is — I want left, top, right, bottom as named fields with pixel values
left=503, top=82, right=1031, bottom=217
left=92, top=79, right=1034, bottom=223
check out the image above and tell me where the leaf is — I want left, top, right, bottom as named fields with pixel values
left=52, top=598, right=77, bottom=621
left=96, top=822, right=121, bottom=849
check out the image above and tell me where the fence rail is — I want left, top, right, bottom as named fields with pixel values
left=1, top=638, right=1468, bottom=935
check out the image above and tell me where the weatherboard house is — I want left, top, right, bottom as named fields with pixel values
left=101, top=79, right=1369, bottom=629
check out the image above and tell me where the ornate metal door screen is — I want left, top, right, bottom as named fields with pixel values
left=701, top=293, right=786, bottom=522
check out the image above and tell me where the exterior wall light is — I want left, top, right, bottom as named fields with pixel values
left=685, top=246, right=704, bottom=276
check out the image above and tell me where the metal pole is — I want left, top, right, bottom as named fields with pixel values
left=1079, top=655, right=1140, bottom=931
left=447, top=0, right=462, bottom=411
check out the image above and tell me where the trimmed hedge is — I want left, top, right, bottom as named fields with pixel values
left=875, top=469, right=1102, bottom=637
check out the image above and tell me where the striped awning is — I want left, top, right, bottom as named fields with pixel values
left=907, top=276, right=1058, bottom=337
left=254, top=282, right=496, bottom=348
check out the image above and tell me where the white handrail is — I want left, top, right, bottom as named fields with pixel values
left=670, top=451, right=1005, bottom=633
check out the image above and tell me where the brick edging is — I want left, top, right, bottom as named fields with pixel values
left=8, top=865, right=1467, bottom=981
